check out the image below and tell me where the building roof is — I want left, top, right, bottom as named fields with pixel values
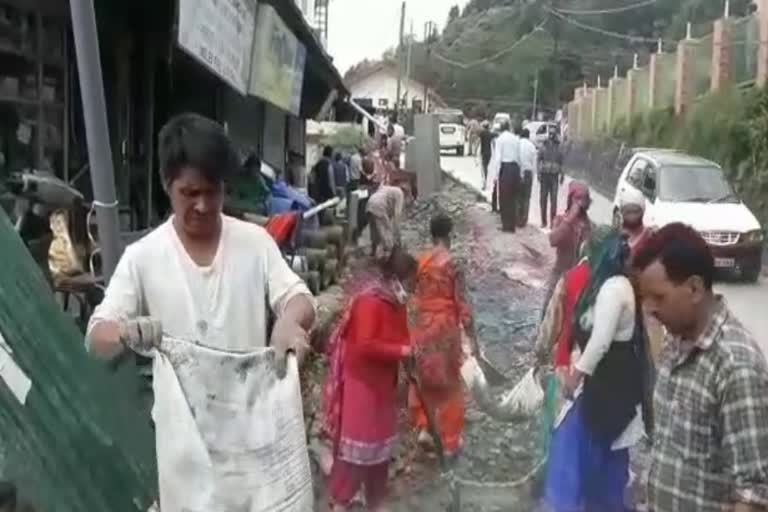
left=345, top=62, right=448, bottom=108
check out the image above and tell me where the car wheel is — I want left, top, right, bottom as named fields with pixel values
left=742, top=264, right=762, bottom=283
left=457, top=146, right=465, bottom=157
left=612, top=208, right=622, bottom=229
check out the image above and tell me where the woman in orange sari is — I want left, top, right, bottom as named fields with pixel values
left=409, top=214, right=474, bottom=457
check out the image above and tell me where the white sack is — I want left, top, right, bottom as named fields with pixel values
left=152, top=338, right=313, bottom=512
left=500, top=367, right=544, bottom=416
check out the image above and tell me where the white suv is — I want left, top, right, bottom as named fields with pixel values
left=612, top=149, right=764, bottom=281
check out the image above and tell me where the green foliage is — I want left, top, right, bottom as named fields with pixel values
left=324, top=126, right=367, bottom=152
left=399, top=0, right=755, bottom=117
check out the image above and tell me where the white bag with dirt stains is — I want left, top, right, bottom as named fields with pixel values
left=152, top=338, right=313, bottom=512
left=500, top=368, right=544, bottom=416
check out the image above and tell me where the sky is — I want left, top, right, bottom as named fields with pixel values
left=327, top=0, right=470, bottom=76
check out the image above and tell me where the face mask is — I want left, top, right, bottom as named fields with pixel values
left=392, top=280, right=409, bottom=304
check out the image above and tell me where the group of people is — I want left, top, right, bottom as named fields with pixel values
left=479, top=120, right=563, bottom=233
left=535, top=184, right=768, bottom=511
left=321, top=213, right=473, bottom=511
left=83, top=112, right=768, bottom=512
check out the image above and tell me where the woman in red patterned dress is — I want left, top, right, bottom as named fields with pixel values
left=409, top=214, right=474, bottom=457
left=322, top=248, right=418, bottom=511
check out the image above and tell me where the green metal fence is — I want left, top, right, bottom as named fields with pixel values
left=692, top=32, right=714, bottom=98
left=729, top=15, right=759, bottom=85
left=655, top=53, right=677, bottom=109
left=635, top=67, right=651, bottom=112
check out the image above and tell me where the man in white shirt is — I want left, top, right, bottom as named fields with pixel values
left=87, top=113, right=315, bottom=372
left=518, top=127, right=538, bottom=228
left=485, top=121, right=521, bottom=232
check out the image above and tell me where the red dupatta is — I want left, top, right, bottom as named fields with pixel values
left=321, top=272, right=399, bottom=444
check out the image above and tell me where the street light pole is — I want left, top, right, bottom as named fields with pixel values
left=395, top=1, right=406, bottom=121
left=70, top=0, right=122, bottom=281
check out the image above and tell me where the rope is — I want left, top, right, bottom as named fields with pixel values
left=556, top=0, right=657, bottom=16
left=454, top=456, right=547, bottom=490
left=544, top=6, right=676, bottom=44
left=431, top=21, right=549, bottom=69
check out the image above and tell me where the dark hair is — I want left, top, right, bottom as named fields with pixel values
left=521, top=128, right=530, bottom=138
left=430, top=213, right=453, bottom=240
left=158, top=113, right=239, bottom=186
left=500, top=121, right=511, bottom=132
left=323, top=146, right=333, bottom=158
left=632, top=223, right=715, bottom=290
left=334, top=152, right=342, bottom=161
left=382, top=246, right=417, bottom=281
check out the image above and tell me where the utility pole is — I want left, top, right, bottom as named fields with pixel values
left=405, top=20, right=414, bottom=108
left=532, top=71, right=539, bottom=120
left=551, top=0, right=562, bottom=112
left=394, top=1, right=406, bottom=121
left=70, top=0, right=122, bottom=281
left=423, top=21, right=434, bottom=111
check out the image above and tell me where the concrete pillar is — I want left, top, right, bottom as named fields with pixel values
left=626, top=70, right=637, bottom=120
left=758, top=0, right=768, bottom=86
left=649, top=54, right=660, bottom=108
left=607, top=78, right=616, bottom=127
left=412, top=114, right=441, bottom=198
left=711, top=18, right=732, bottom=92
left=675, top=40, right=695, bottom=115
left=593, top=87, right=607, bottom=133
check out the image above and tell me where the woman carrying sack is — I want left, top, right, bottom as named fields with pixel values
left=541, top=231, right=650, bottom=512
left=409, top=214, right=476, bottom=458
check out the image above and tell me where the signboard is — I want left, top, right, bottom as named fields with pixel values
left=249, top=4, right=307, bottom=116
left=177, top=0, right=257, bottom=94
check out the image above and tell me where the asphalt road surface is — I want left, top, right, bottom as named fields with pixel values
left=441, top=153, right=768, bottom=354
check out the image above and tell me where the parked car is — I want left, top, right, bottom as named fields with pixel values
left=435, top=108, right=466, bottom=156
left=612, top=149, right=765, bottom=282
left=524, top=121, right=560, bottom=147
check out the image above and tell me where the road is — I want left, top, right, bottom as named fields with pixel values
left=440, top=153, right=768, bottom=349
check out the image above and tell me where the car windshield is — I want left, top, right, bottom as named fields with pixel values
left=493, top=114, right=510, bottom=124
left=437, top=113, right=463, bottom=125
left=658, top=165, right=738, bottom=203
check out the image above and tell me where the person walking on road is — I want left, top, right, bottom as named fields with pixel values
left=518, top=128, right=538, bottom=228
left=634, top=224, right=768, bottom=512
left=479, top=121, right=495, bottom=190
left=538, top=133, right=564, bottom=229
left=86, top=113, right=316, bottom=380
left=542, top=181, right=593, bottom=315
left=467, top=118, right=481, bottom=156
left=322, top=248, right=418, bottom=512
left=486, top=120, right=521, bottom=232
left=333, top=152, right=349, bottom=197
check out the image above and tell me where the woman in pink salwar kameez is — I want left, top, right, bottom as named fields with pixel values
left=322, top=249, right=418, bottom=511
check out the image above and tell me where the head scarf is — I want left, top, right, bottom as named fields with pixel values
left=566, top=180, right=590, bottom=208
left=574, top=230, right=630, bottom=326
left=619, top=187, right=645, bottom=211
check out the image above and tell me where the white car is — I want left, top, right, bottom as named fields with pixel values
left=435, top=109, right=466, bottom=156
left=524, top=121, right=559, bottom=147
left=612, top=149, right=765, bottom=281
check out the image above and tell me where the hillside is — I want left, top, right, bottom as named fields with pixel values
left=348, top=0, right=754, bottom=118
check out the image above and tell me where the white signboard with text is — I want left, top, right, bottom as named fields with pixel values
left=177, top=0, right=257, bottom=94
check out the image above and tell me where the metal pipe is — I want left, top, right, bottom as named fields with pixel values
left=69, top=0, right=122, bottom=282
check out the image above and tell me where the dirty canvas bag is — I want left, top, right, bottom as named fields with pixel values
left=152, top=338, right=313, bottom=512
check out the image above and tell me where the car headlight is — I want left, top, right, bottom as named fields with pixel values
left=743, top=229, right=765, bottom=243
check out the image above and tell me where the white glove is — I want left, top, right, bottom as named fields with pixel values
left=119, top=317, right=163, bottom=353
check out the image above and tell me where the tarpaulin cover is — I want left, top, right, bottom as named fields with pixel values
left=0, top=209, right=157, bottom=510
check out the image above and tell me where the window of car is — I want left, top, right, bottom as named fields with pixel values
left=625, top=157, right=648, bottom=188
left=658, top=165, right=737, bottom=203
left=537, top=124, right=548, bottom=135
